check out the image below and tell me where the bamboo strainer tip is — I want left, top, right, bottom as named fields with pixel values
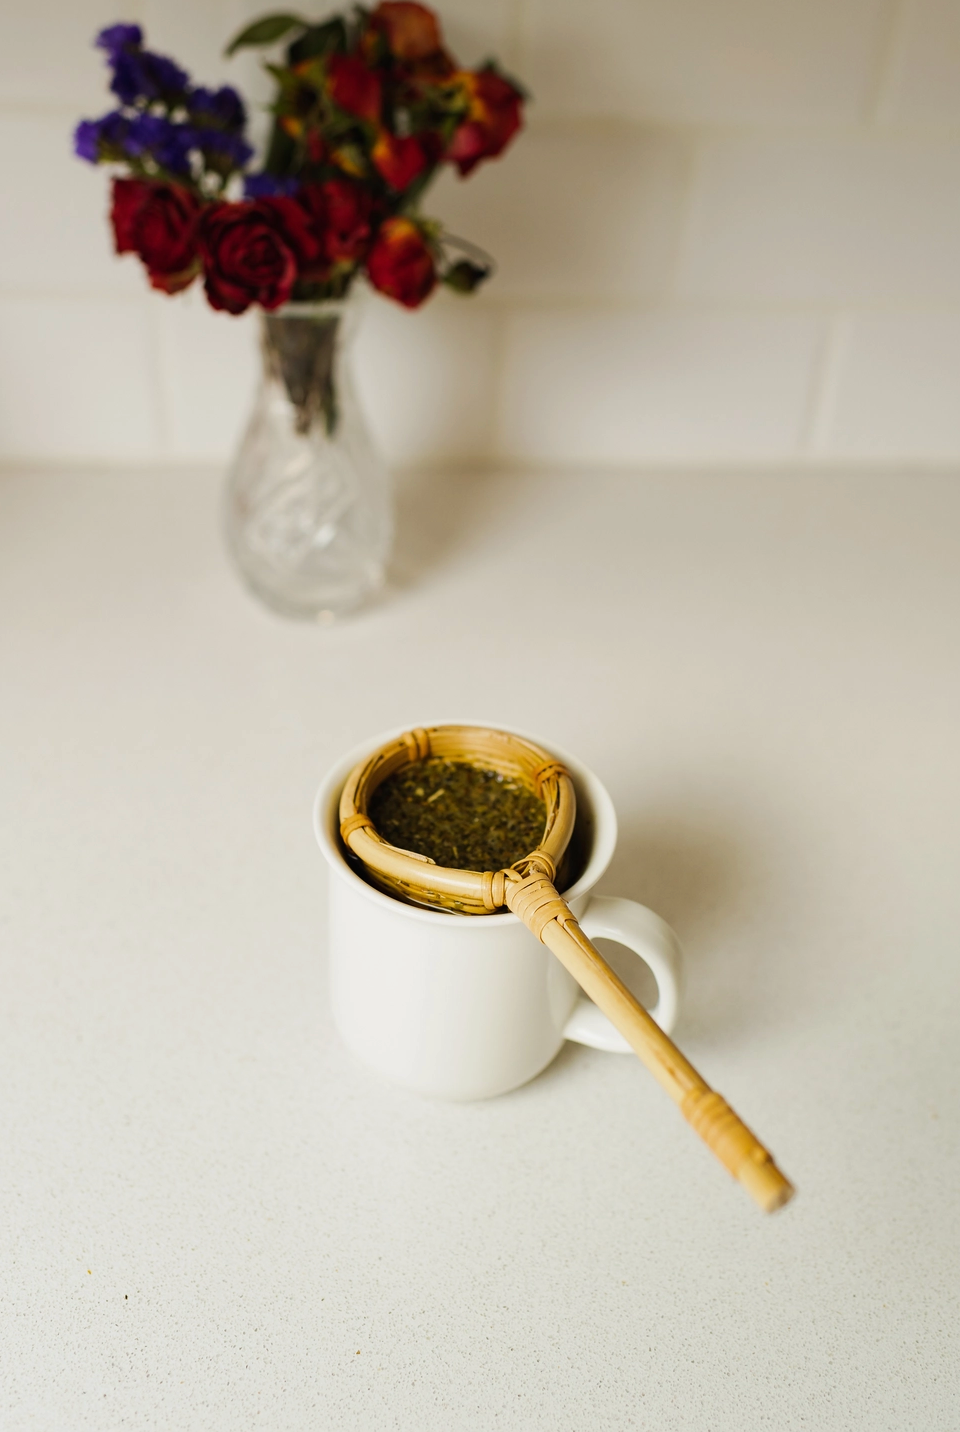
left=338, top=724, right=796, bottom=1214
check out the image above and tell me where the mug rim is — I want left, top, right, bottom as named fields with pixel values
left=313, top=720, right=618, bottom=928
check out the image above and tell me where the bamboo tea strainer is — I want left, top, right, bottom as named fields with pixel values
left=340, top=724, right=794, bottom=1213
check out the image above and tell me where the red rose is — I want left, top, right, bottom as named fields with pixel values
left=297, top=179, right=374, bottom=270
left=367, top=217, right=435, bottom=308
left=110, top=178, right=200, bottom=293
left=371, top=131, right=431, bottom=191
left=447, top=67, right=523, bottom=176
left=305, top=130, right=326, bottom=165
left=198, top=198, right=321, bottom=314
left=327, top=53, right=382, bottom=122
left=321, top=179, right=374, bottom=262
left=111, top=178, right=153, bottom=253
left=373, top=2, right=443, bottom=60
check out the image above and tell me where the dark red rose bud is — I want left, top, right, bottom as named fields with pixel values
left=371, top=131, right=430, bottom=191
left=373, top=2, right=443, bottom=61
left=256, top=196, right=322, bottom=267
left=327, top=53, right=382, bottom=122
left=447, top=67, right=524, bottom=176
left=321, top=179, right=374, bottom=262
left=297, top=179, right=374, bottom=275
left=198, top=198, right=321, bottom=314
left=306, top=129, right=327, bottom=165
left=110, top=177, right=200, bottom=293
left=367, top=216, right=435, bottom=309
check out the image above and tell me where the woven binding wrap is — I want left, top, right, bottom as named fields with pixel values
left=402, top=727, right=431, bottom=761
left=340, top=812, right=375, bottom=841
left=504, top=871, right=575, bottom=941
left=531, top=760, right=569, bottom=797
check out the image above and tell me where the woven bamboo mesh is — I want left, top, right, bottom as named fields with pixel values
left=340, top=725, right=794, bottom=1214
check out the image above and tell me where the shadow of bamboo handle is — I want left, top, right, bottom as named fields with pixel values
left=505, top=871, right=795, bottom=1214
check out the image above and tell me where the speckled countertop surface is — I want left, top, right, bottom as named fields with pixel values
left=1, top=466, right=958, bottom=1430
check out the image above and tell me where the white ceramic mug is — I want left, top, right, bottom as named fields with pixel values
left=313, top=725, right=683, bottom=1101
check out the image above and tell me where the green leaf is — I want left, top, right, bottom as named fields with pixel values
left=225, top=13, right=307, bottom=57
left=288, top=17, right=348, bottom=63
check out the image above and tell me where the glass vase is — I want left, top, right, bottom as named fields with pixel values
left=223, top=297, right=392, bottom=620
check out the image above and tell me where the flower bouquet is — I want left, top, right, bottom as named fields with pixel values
left=75, top=7, right=525, bottom=617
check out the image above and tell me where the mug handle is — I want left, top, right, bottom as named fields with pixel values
left=562, top=896, right=683, bottom=1049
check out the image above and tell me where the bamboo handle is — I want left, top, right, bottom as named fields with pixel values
left=505, top=872, right=794, bottom=1213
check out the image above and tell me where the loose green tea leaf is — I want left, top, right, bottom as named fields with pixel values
left=368, top=759, right=545, bottom=872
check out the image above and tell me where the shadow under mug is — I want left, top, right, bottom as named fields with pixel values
left=313, top=724, right=684, bottom=1101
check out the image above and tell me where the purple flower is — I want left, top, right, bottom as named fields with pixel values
left=95, top=22, right=143, bottom=56
left=199, top=130, right=254, bottom=168
left=110, top=47, right=189, bottom=106
left=109, top=50, right=144, bottom=104
left=188, top=85, right=246, bottom=132
left=124, top=111, right=169, bottom=154
left=76, top=24, right=250, bottom=186
left=73, top=119, right=100, bottom=162
left=143, top=51, right=190, bottom=97
left=73, top=109, right=134, bottom=161
left=126, top=112, right=194, bottom=173
left=99, top=111, right=134, bottom=148
left=243, top=174, right=300, bottom=198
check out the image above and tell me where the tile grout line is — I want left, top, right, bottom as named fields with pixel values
left=5, top=453, right=959, bottom=477
left=149, top=300, right=176, bottom=461
left=507, top=0, right=530, bottom=76
left=800, top=313, right=853, bottom=458
left=6, top=287, right=960, bottom=317
left=664, top=132, right=704, bottom=301
left=487, top=305, right=512, bottom=467
left=866, top=0, right=910, bottom=126
left=5, top=100, right=960, bottom=143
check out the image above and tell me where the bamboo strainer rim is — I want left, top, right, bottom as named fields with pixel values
left=338, top=724, right=577, bottom=913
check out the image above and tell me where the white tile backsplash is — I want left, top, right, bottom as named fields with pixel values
left=354, top=293, right=500, bottom=466
left=879, top=0, right=960, bottom=125
left=497, top=309, right=824, bottom=464
left=156, top=294, right=258, bottom=462
left=0, top=1, right=140, bottom=108
left=815, top=312, right=960, bottom=460
left=679, top=134, right=960, bottom=303
left=142, top=0, right=243, bottom=91
left=2, top=0, right=960, bottom=469
left=424, top=0, right=517, bottom=69
left=0, top=111, right=140, bottom=296
left=431, top=124, right=691, bottom=301
left=0, top=296, right=161, bottom=460
left=523, top=0, right=890, bottom=125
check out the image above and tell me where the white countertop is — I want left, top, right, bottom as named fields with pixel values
left=2, top=466, right=958, bottom=1431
